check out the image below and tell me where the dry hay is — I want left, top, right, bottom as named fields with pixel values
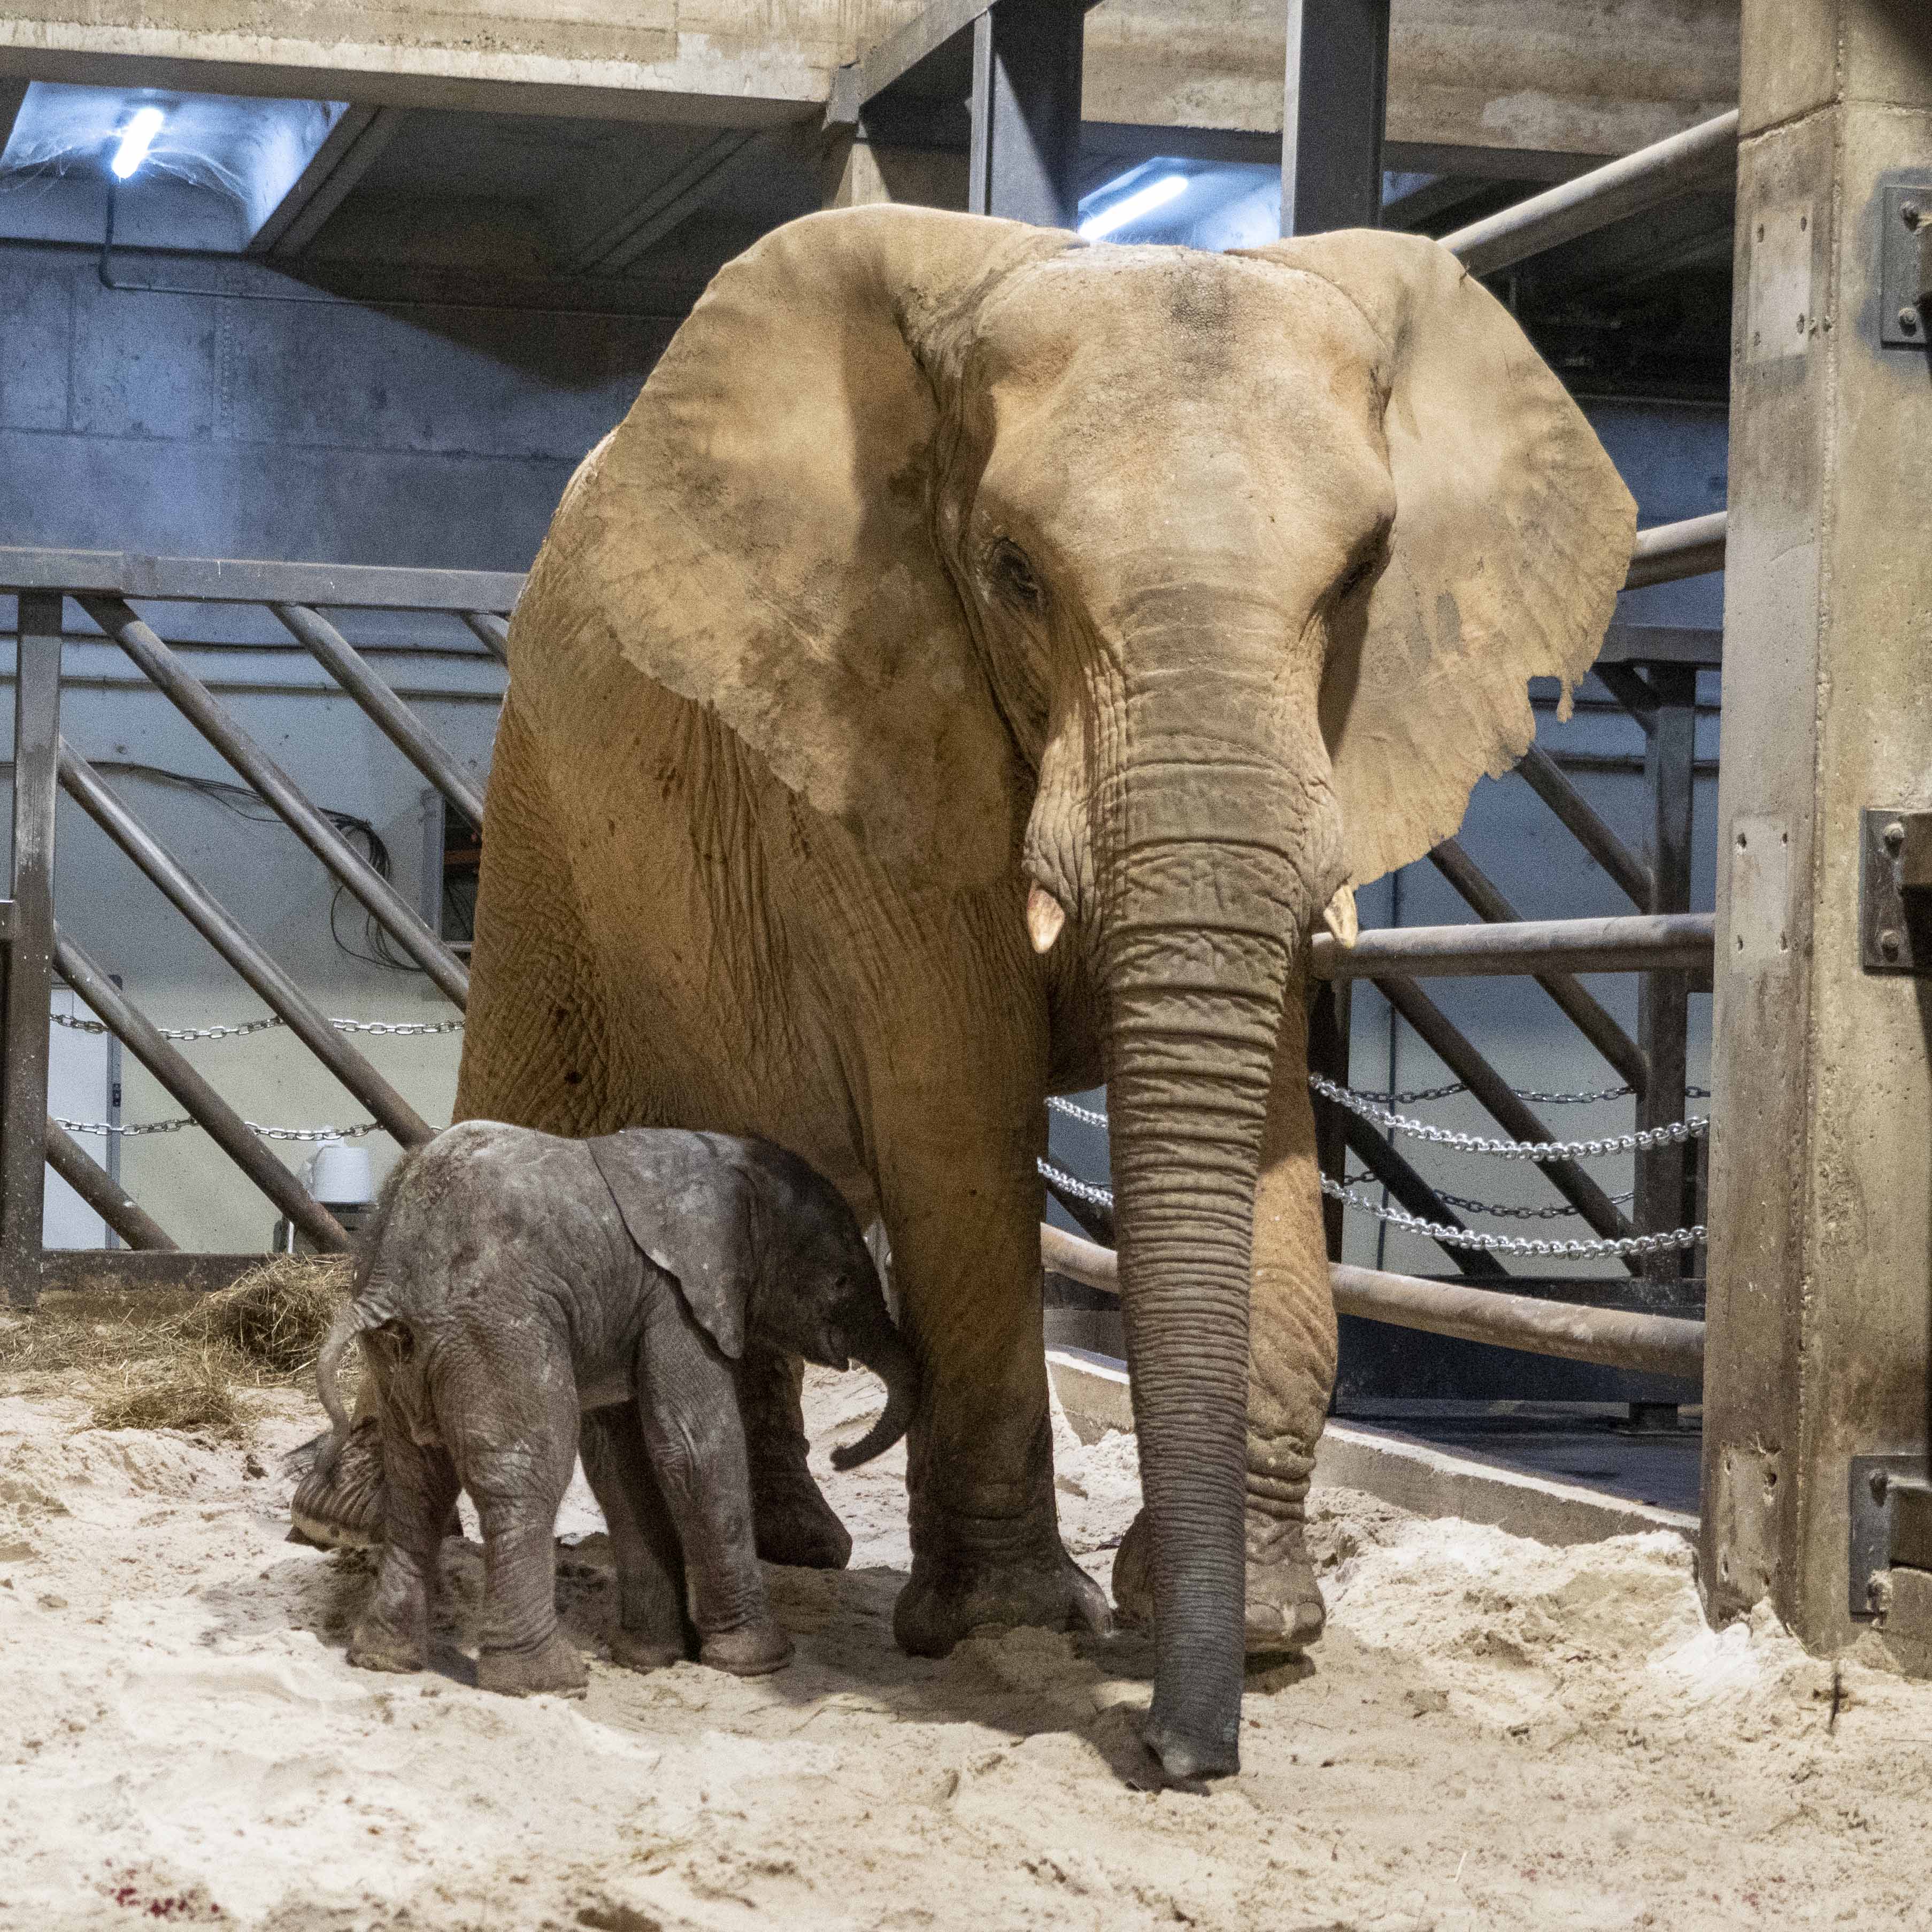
left=0, top=1254, right=350, bottom=1438
left=176, top=1252, right=353, bottom=1380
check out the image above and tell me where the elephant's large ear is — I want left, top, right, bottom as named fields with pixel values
left=534, top=206, right=1073, bottom=886
left=1239, top=230, right=1636, bottom=887
left=588, top=1131, right=761, bottom=1360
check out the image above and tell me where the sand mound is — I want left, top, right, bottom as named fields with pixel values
left=2, top=1370, right=1930, bottom=1928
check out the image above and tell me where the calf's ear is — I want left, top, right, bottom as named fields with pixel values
left=588, top=1132, right=756, bottom=1360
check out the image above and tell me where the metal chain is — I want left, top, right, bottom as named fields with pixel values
left=1038, top=1157, right=1114, bottom=1207
left=54, top=1115, right=386, bottom=1142
left=1308, top=1074, right=1707, bottom=1160
left=1055, top=1082, right=1708, bottom=1122
left=1431, top=1183, right=1634, bottom=1220
left=1321, top=1175, right=1704, bottom=1258
left=51, top=1010, right=464, bottom=1041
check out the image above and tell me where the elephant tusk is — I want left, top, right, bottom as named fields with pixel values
left=1027, top=883, right=1067, bottom=955
left=1322, top=882, right=1359, bottom=949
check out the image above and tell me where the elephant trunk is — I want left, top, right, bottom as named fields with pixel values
left=1084, top=624, right=1334, bottom=1781
left=832, top=1316, right=921, bottom=1472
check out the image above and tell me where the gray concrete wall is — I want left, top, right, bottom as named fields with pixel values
left=0, top=241, right=671, bottom=567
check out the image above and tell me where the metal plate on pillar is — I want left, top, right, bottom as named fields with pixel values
left=1858, top=809, right=1932, bottom=974
left=1877, top=179, right=1932, bottom=347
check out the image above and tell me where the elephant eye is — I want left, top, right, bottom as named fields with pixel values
left=989, top=538, right=1045, bottom=614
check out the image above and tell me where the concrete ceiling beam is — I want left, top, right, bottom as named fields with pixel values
left=0, top=0, right=1741, bottom=171
left=244, top=104, right=403, bottom=257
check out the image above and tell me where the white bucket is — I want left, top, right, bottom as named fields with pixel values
left=308, top=1140, right=374, bottom=1207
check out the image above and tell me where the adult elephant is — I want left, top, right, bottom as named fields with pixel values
left=451, top=207, right=1634, bottom=1777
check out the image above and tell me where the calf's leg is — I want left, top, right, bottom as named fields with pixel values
left=580, top=1404, right=694, bottom=1669
left=348, top=1408, right=459, bottom=1675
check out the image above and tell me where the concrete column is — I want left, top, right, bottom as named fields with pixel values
left=1702, top=0, right=1932, bottom=1665
left=821, top=130, right=969, bottom=211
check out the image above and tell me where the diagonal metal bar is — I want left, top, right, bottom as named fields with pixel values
left=1515, top=743, right=1653, bottom=910
left=51, top=928, right=348, bottom=1252
left=1593, top=662, right=1661, bottom=731
left=45, top=1119, right=176, bottom=1251
left=1373, top=973, right=1639, bottom=1268
left=1341, top=1111, right=1511, bottom=1281
left=463, top=611, right=511, bottom=667
left=59, top=745, right=435, bottom=1149
left=1428, top=838, right=1648, bottom=1094
left=80, top=596, right=468, bottom=1009
left=271, top=603, right=486, bottom=829
left=1, top=595, right=62, bottom=1308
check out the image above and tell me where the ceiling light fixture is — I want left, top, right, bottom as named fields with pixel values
left=1078, top=172, right=1188, bottom=241
left=110, top=106, right=165, bottom=180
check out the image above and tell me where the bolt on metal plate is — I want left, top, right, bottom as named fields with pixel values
left=1880, top=180, right=1932, bottom=347
left=1847, top=1460, right=1924, bottom=1615
left=1859, top=809, right=1932, bottom=975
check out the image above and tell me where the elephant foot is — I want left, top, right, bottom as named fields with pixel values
left=895, top=1536, right=1111, bottom=1657
left=289, top=1419, right=389, bottom=1550
left=347, top=1611, right=427, bottom=1676
left=1243, top=1519, right=1326, bottom=1654
left=609, top=1626, right=690, bottom=1673
left=699, top=1620, right=795, bottom=1677
left=1111, top=1508, right=1325, bottom=1655
left=479, top=1631, right=588, bottom=1699
left=752, top=1471, right=852, bottom=1572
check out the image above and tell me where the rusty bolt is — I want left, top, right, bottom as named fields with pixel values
left=1900, top=306, right=1923, bottom=335
left=1884, top=820, right=1907, bottom=851
left=1880, top=928, right=1903, bottom=960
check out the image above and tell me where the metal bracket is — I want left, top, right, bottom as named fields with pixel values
left=1879, top=180, right=1932, bottom=347
left=1859, top=809, right=1932, bottom=974
left=1850, top=1456, right=1932, bottom=1619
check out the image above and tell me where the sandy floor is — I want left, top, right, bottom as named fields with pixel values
left=4, top=1367, right=1931, bottom=1930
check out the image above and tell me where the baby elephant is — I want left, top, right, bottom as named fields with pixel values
left=312, top=1120, right=915, bottom=1697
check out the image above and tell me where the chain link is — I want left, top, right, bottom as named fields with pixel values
left=1046, top=1096, right=1110, bottom=1128
left=52, top=1009, right=465, bottom=1042
left=1430, top=1183, right=1635, bottom=1220
left=55, top=1115, right=386, bottom=1142
left=1320, top=1175, right=1703, bottom=1258
left=1308, top=1075, right=1706, bottom=1160
left=1038, top=1157, right=1114, bottom=1207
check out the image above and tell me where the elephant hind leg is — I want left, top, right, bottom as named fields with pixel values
left=455, top=697, right=626, bottom=1137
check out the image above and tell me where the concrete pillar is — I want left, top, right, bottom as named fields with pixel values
left=821, top=130, right=969, bottom=210
left=1702, top=0, right=1932, bottom=1665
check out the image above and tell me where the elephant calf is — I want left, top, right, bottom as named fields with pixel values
left=310, top=1120, right=916, bottom=1696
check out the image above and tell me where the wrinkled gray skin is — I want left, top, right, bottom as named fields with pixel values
left=313, top=1120, right=917, bottom=1696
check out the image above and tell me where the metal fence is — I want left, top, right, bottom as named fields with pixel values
left=0, top=549, right=514, bottom=1307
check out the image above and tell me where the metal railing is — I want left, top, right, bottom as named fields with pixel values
left=0, top=550, right=514, bottom=1307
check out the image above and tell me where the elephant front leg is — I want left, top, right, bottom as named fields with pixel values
left=879, top=1113, right=1110, bottom=1657
left=634, top=1309, right=793, bottom=1677
left=347, top=1413, right=459, bottom=1675
left=736, top=1342, right=852, bottom=1571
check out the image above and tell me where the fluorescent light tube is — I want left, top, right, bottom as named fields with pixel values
left=1079, top=173, right=1188, bottom=241
left=110, top=107, right=165, bottom=181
